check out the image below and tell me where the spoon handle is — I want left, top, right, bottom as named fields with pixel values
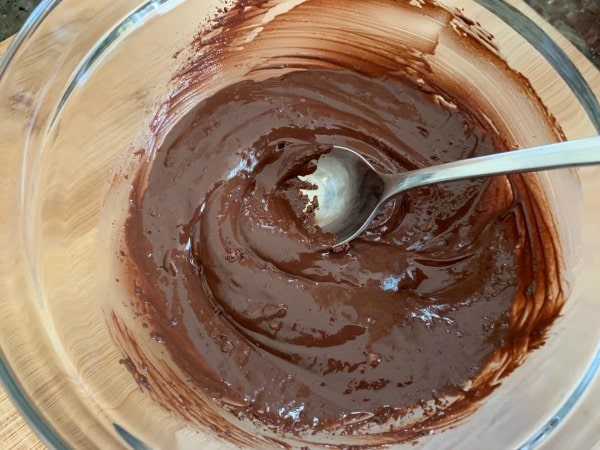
left=386, top=136, right=600, bottom=194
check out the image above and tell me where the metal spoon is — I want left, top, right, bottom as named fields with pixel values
left=301, top=136, right=600, bottom=245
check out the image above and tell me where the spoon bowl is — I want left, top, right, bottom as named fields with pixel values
left=302, top=136, right=600, bottom=245
left=301, top=146, right=387, bottom=243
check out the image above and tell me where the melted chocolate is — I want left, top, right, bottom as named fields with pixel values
left=116, top=0, right=565, bottom=446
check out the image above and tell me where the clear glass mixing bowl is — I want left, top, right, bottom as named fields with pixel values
left=0, top=0, right=599, bottom=449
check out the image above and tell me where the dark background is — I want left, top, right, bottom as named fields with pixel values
left=0, top=0, right=38, bottom=40
left=0, top=0, right=598, bottom=68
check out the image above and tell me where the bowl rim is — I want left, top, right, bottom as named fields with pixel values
left=1, top=3, right=72, bottom=448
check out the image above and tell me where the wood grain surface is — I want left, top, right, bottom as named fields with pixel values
left=0, top=36, right=10, bottom=55
left=0, top=31, right=45, bottom=450
left=0, top=386, right=44, bottom=449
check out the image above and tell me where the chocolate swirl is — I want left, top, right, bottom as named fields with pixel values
left=117, top=0, right=564, bottom=446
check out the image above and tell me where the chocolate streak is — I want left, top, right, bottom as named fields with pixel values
left=117, top=0, right=565, bottom=447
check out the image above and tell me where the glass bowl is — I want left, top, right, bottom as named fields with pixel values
left=0, top=0, right=599, bottom=448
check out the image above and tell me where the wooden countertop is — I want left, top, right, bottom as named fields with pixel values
left=0, top=32, right=45, bottom=450
left=0, top=387, right=44, bottom=449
